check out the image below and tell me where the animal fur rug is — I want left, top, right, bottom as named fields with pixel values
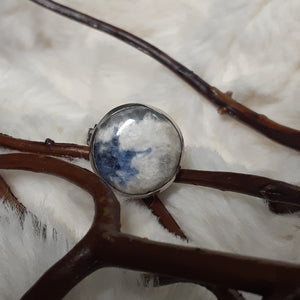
left=0, top=0, right=300, bottom=299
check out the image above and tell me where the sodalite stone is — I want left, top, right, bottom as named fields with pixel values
left=90, top=104, right=183, bottom=197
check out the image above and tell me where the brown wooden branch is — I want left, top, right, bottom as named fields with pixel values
left=0, top=153, right=119, bottom=299
left=262, top=288, right=300, bottom=300
left=0, top=153, right=299, bottom=299
left=143, top=194, right=187, bottom=240
left=96, top=232, right=300, bottom=296
left=176, top=169, right=300, bottom=213
left=1, top=133, right=299, bottom=213
left=29, top=0, right=300, bottom=152
left=0, top=135, right=241, bottom=299
left=142, top=195, right=245, bottom=299
left=0, top=133, right=189, bottom=237
left=0, top=151, right=229, bottom=299
left=0, top=133, right=89, bottom=159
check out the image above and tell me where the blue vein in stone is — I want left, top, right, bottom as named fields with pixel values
left=94, top=127, right=152, bottom=188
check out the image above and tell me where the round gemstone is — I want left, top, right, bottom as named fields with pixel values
left=89, top=104, right=183, bottom=197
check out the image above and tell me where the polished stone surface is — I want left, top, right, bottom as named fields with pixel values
left=90, top=104, right=183, bottom=197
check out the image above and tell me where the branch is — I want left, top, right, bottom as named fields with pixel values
left=176, top=170, right=300, bottom=213
left=1, top=153, right=299, bottom=299
left=0, top=133, right=190, bottom=235
left=142, top=196, right=246, bottom=299
left=28, top=0, right=300, bottom=151
left=0, top=153, right=119, bottom=299
left=1, top=133, right=299, bottom=213
left=0, top=133, right=89, bottom=159
left=143, top=194, right=187, bottom=240
left=102, top=231, right=300, bottom=296
left=0, top=148, right=242, bottom=299
left=262, top=288, right=300, bottom=300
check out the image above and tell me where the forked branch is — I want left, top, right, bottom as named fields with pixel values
left=0, top=153, right=299, bottom=299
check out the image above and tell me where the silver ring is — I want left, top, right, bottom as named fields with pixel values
left=88, top=103, right=183, bottom=198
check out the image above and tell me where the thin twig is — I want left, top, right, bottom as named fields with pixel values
left=143, top=194, right=187, bottom=240
left=0, top=133, right=89, bottom=159
left=176, top=169, right=300, bottom=213
left=28, top=0, right=300, bottom=151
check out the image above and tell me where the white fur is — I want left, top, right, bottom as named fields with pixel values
left=0, top=0, right=299, bottom=299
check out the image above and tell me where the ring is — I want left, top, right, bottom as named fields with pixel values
left=88, top=103, right=183, bottom=198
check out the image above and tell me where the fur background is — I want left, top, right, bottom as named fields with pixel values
left=0, top=0, right=300, bottom=299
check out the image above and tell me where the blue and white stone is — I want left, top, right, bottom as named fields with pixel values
left=90, top=104, right=183, bottom=197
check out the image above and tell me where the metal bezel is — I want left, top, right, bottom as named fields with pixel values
left=89, top=103, right=184, bottom=198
